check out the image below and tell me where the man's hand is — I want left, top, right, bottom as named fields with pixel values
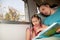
left=56, top=28, right=60, bottom=33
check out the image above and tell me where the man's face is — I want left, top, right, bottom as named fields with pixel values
left=40, top=5, right=51, bottom=16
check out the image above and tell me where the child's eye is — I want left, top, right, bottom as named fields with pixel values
left=42, top=9, right=44, bottom=10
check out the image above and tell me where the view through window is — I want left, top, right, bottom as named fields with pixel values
left=0, top=0, right=29, bottom=22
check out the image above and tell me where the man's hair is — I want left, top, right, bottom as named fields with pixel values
left=37, top=2, right=58, bottom=8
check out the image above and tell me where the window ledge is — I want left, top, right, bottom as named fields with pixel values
left=0, top=20, right=30, bottom=24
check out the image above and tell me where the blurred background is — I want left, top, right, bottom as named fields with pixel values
left=0, top=0, right=60, bottom=40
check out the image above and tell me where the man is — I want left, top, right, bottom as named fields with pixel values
left=38, top=2, right=60, bottom=40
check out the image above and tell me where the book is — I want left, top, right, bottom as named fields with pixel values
left=32, top=22, right=60, bottom=40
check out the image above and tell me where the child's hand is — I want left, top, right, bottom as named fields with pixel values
left=56, top=28, right=60, bottom=33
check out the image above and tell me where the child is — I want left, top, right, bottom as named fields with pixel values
left=26, top=14, right=47, bottom=40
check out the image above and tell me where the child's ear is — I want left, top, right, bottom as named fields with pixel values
left=39, top=19, right=40, bottom=22
left=45, top=5, right=50, bottom=8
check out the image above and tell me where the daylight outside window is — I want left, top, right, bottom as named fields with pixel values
left=0, top=0, right=29, bottom=22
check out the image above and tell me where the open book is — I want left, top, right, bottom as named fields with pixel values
left=32, top=22, right=60, bottom=40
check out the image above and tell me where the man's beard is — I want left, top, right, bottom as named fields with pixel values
left=40, top=10, right=51, bottom=17
left=40, top=12, right=50, bottom=17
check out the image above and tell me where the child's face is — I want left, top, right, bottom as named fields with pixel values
left=32, top=17, right=40, bottom=26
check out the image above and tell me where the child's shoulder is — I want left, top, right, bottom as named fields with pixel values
left=26, top=27, right=30, bottom=30
left=26, top=27, right=33, bottom=31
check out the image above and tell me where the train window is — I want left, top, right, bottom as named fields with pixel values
left=0, top=0, right=29, bottom=22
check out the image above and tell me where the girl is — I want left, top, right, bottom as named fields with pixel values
left=26, top=14, right=47, bottom=40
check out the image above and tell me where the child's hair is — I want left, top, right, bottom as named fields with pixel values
left=31, top=14, right=42, bottom=27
